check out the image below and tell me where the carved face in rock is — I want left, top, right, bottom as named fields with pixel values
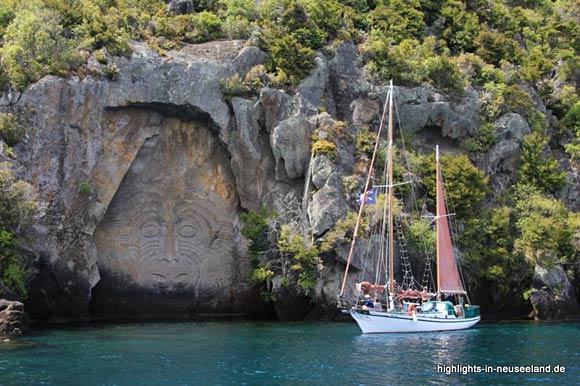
left=94, top=117, right=240, bottom=295
left=126, top=200, right=210, bottom=290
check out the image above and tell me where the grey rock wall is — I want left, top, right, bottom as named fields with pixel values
left=9, top=41, right=275, bottom=322
left=531, top=263, right=580, bottom=320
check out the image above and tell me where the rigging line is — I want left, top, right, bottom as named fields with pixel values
left=361, top=220, right=380, bottom=281
left=376, top=150, right=390, bottom=284
left=393, top=85, right=435, bottom=291
left=393, top=89, right=419, bottom=214
left=360, top=222, right=379, bottom=282
left=373, top=181, right=413, bottom=188
left=395, top=211, right=416, bottom=290
left=339, top=87, right=391, bottom=296
left=422, top=253, right=436, bottom=293
left=377, top=123, right=391, bottom=285
left=456, top=250, right=472, bottom=304
left=356, top=222, right=380, bottom=305
left=393, top=93, right=426, bottom=252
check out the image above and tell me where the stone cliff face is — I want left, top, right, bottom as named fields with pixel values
left=2, top=40, right=578, bottom=322
left=4, top=41, right=279, bottom=322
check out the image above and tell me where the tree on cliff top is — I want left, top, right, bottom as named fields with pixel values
left=0, top=4, right=81, bottom=90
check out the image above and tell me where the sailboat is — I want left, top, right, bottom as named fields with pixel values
left=338, top=82, right=480, bottom=333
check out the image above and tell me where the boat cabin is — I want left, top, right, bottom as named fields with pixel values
left=420, top=301, right=455, bottom=316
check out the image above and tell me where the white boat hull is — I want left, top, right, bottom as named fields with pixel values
left=349, top=308, right=480, bottom=333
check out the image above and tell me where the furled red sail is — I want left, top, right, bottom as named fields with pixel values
left=437, top=158, right=466, bottom=294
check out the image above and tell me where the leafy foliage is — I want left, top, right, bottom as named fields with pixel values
left=368, top=0, right=425, bottom=45
left=563, top=102, right=580, bottom=160
left=240, top=207, right=271, bottom=263
left=0, top=163, right=36, bottom=298
left=219, top=73, right=251, bottom=101
left=414, top=153, right=489, bottom=218
left=439, top=0, right=481, bottom=53
left=0, top=0, right=576, bottom=97
left=0, top=113, right=24, bottom=147
left=405, top=217, right=436, bottom=252
left=474, top=29, right=523, bottom=66
left=513, top=184, right=577, bottom=266
left=78, top=181, right=92, bottom=195
left=1, top=4, right=81, bottom=89
left=460, top=123, right=497, bottom=154
left=460, top=207, right=533, bottom=313
left=311, top=139, right=337, bottom=157
left=277, top=225, right=320, bottom=294
left=241, top=204, right=321, bottom=297
left=0, top=229, right=27, bottom=297
left=518, top=133, right=566, bottom=194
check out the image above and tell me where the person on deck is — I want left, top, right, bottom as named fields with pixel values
left=362, top=295, right=374, bottom=310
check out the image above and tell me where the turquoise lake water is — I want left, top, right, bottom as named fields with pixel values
left=1, top=321, right=578, bottom=385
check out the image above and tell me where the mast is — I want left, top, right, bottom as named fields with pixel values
left=436, top=145, right=441, bottom=294
left=339, top=87, right=391, bottom=297
left=387, top=81, right=395, bottom=295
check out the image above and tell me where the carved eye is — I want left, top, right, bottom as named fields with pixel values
left=178, top=225, right=196, bottom=238
left=141, top=222, right=160, bottom=238
left=151, top=273, right=167, bottom=283
left=173, top=273, right=188, bottom=283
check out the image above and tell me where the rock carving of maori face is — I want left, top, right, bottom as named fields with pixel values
left=126, top=200, right=212, bottom=290
left=94, top=118, right=238, bottom=295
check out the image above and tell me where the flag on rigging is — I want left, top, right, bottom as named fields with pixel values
left=356, top=189, right=377, bottom=206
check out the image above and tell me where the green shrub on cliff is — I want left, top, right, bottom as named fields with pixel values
left=155, top=11, right=223, bottom=44
left=0, top=2, right=15, bottom=39
left=481, top=82, right=546, bottom=132
left=367, top=0, right=424, bottom=44
left=0, top=229, right=27, bottom=297
left=364, top=36, right=465, bottom=94
left=269, top=34, right=315, bottom=85
left=474, top=29, right=523, bottom=66
left=311, top=139, right=337, bottom=157
left=0, top=164, right=36, bottom=232
left=240, top=207, right=272, bottom=263
left=1, top=5, right=81, bottom=90
left=564, top=102, right=580, bottom=160
left=460, top=122, right=497, bottom=154
left=0, top=0, right=576, bottom=96
left=513, top=184, right=577, bottom=267
left=439, top=0, right=481, bottom=53
left=0, top=163, right=36, bottom=298
left=413, top=152, right=488, bottom=218
left=253, top=0, right=362, bottom=85
left=220, top=73, right=252, bottom=101
left=460, top=207, right=533, bottom=312
left=405, top=217, right=436, bottom=252
left=0, top=113, right=25, bottom=147
left=277, top=225, right=320, bottom=294
left=519, top=133, right=566, bottom=194
left=241, top=206, right=321, bottom=296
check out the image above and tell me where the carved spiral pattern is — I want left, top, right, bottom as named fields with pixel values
left=94, top=116, right=238, bottom=299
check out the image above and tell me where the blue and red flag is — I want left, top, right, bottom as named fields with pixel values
left=356, top=189, right=377, bottom=206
